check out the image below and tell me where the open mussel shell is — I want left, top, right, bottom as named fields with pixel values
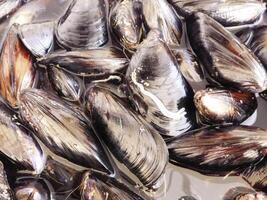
left=18, top=88, right=114, bottom=175
left=0, top=0, right=24, bottom=22
left=126, top=30, right=196, bottom=138
left=14, top=177, right=53, bottom=200
left=55, top=0, right=108, bottom=49
left=223, top=187, right=267, bottom=200
left=167, top=125, right=267, bottom=176
left=109, top=0, right=143, bottom=52
left=85, top=85, right=168, bottom=189
left=142, top=0, right=182, bottom=45
left=0, top=161, right=14, bottom=200
left=0, top=24, right=37, bottom=108
left=47, top=66, right=84, bottom=103
left=18, top=21, right=54, bottom=57
left=194, top=88, right=257, bottom=125
left=0, top=101, right=46, bottom=174
left=38, top=47, right=128, bottom=80
left=169, top=0, right=266, bottom=26
left=187, top=12, right=267, bottom=93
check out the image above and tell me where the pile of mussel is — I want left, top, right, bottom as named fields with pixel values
left=2, top=0, right=267, bottom=199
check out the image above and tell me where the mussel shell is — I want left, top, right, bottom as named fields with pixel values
left=47, top=66, right=84, bottom=103
left=167, top=125, right=267, bottom=176
left=142, top=0, right=182, bottom=45
left=126, top=30, right=196, bottom=138
left=194, top=88, right=257, bottom=125
left=0, top=24, right=37, bottom=108
left=0, top=161, right=14, bottom=200
left=86, top=85, right=168, bottom=189
left=170, top=0, right=266, bottom=26
left=14, top=177, right=53, bottom=200
left=223, top=187, right=267, bottom=200
left=0, top=101, right=46, bottom=174
left=0, top=0, right=23, bottom=22
left=38, top=47, right=128, bottom=79
left=18, top=21, right=54, bottom=57
left=18, top=88, right=114, bottom=175
left=187, top=12, right=267, bottom=93
left=109, top=0, right=143, bottom=52
left=55, top=0, right=108, bottom=49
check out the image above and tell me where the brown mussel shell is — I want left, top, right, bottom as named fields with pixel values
left=126, top=30, right=196, bottom=138
left=194, top=88, right=257, bottom=125
left=187, top=12, right=267, bottom=93
left=18, top=88, right=114, bottom=175
left=85, top=85, right=168, bottom=189
left=0, top=161, right=14, bottom=200
left=167, top=125, right=267, bottom=176
left=223, top=187, right=267, bottom=200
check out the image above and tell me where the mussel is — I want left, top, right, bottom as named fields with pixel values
left=55, top=0, right=108, bottom=49
left=109, top=0, right=144, bottom=52
left=0, top=0, right=24, bottom=22
left=0, top=100, right=46, bottom=174
left=142, top=0, right=182, bottom=45
left=187, top=12, right=267, bottom=93
left=0, top=24, right=37, bottom=108
left=194, top=88, right=257, bottom=125
left=169, top=0, right=266, bottom=26
left=223, top=187, right=267, bottom=200
left=167, top=125, right=267, bottom=176
left=0, top=161, right=13, bottom=200
left=18, top=88, right=114, bottom=175
left=86, top=85, right=168, bottom=189
left=126, top=30, right=196, bottom=138
left=18, top=21, right=54, bottom=57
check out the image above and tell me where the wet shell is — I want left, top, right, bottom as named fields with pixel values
left=169, top=0, right=266, bottom=26
left=223, top=187, right=267, bottom=200
left=142, top=0, right=182, bottom=45
left=109, top=0, right=143, bottom=52
left=0, top=161, right=13, bottom=200
left=0, top=0, right=23, bottom=22
left=18, top=21, right=54, bottom=57
left=126, top=30, right=196, bottom=138
left=0, top=24, right=37, bottom=108
left=194, top=88, right=257, bottom=125
left=167, top=125, right=267, bottom=176
left=187, top=12, right=267, bottom=93
left=86, top=85, right=168, bottom=189
left=18, top=89, right=114, bottom=175
left=38, top=47, right=128, bottom=79
left=55, top=0, right=108, bottom=49
left=47, top=66, right=84, bottom=103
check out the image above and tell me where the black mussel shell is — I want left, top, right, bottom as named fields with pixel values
left=126, top=30, right=196, bottom=138
left=0, top=24, right=37, bottom=108
left=167, top=125, right=267, bottom=176
left=0, top=101, right=46, bottom=174
left=38, top=47, right=128, bottom=80
left=0, top=161, right=14, bottom=200
left=18, top=21, right=54, bottom=57
left=169, top=0, right=266, bottom=26
left=80, top=171, right=151, bottom=200
left=55, top=0, right=108, bottom=49
left=0, top=0, right=24, bottom=22
left=142, top=0, right=182, bottom=45
left=14, top=177, right=53, bottom=200
left=187, top=12, right=267, bottom=93
left=47, top=66, right=84, bottom=103
left=18, top=88, right=114, bottom=175
left=194, top=88, right=257, bottom=125
left=109, top=0, right=144, bottom=52
left=223, top=187, right=267, bottom=200
left=85, top=85, right=168, bottom=189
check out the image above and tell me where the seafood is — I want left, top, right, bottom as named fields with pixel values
left=169, top=0, right=266, bottom=26
left=0, top=24, right=37, bottom=108
left=0, top=100, right=46, bottom=174
left=86, top=85, right=168, bottom=189
left=47, top=66, right=84, bottom=103
left=18, top=21, right=54, bottom=57
left=109, top=0, right=143, bottom=52
left=0, top=161, right=13, bottom=200
left=38, top=47, right=128, bottom=79
left=0, top=0, right=23, bottom=22
left=187, top=12, right=267, bottom=93
left=167, top=125, right=267, bottom=176
left=194, top=88, right=257, bottom=125
left=18, top=89, right=114, bottom=175
left=223, top=187, right=267, bottom=200
left=179, top=196, right=197, bottom=200
left=142, top=0, right=182, bottom=45
left=126, top=30, right=196, bottom=138
left=55, top=0, right=108, bottom=49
